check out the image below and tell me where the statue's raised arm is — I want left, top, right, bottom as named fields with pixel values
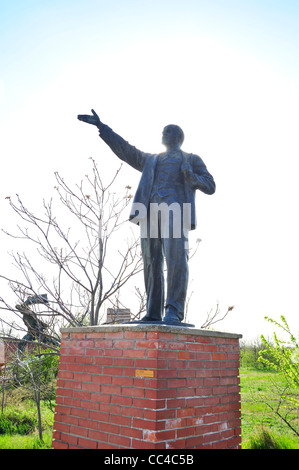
left=77, top=109, right=147, bottom=172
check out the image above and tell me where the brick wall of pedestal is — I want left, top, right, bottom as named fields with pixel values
left=52, top=325, right=242, bottom=449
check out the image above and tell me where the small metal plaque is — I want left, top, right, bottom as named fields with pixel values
left=135, top=369, right=154, bottom=378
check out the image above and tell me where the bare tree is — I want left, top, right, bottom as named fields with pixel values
left=0, top=158, right=143, bottom=343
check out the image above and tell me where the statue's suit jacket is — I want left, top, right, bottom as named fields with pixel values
left=99, top=123, right=216, bottom=230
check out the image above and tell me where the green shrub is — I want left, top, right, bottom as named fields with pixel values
left=4, top=378, right=57, bottom=406
left=11, top=348, right=59, bottom=385
left=240, top=338, right=273, bottom=370
left=0, top=407, right=38, bottom=435
left=259, top=316, right=299, bottom=391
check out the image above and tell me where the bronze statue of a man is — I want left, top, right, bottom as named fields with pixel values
left=78, top=110, right=215, bottom=326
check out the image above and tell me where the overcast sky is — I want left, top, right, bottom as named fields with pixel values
left=1, top=0, right=299, bottom=342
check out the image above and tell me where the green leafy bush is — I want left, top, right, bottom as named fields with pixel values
left=256, top=315, right=299, bottom=437
left=0, top=407, right=38, bottom=435
left=259, top=316, right=299, bottom=398
left=240, top=338, right=272, bottom=369
left=11, top=348, right=59, bottom=384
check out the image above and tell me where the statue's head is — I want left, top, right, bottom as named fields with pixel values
left=162, top=125, right=184, bottom=150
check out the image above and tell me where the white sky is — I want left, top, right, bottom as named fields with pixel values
left=0, top=0, right=299, bottom=342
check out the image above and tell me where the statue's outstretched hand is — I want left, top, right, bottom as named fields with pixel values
left=77, top=109, right=101, bottom=127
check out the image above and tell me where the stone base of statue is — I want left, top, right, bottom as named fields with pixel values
left=52, top=323, right=242, bottom=449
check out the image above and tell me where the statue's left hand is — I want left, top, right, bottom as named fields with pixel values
left=77, top=109, right=101, bottom=127
left=181, top=161, right=193, bottom=177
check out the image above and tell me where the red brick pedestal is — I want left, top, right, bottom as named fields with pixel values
left=52, top=324, right=242, bottom=449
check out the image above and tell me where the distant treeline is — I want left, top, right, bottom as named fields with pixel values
left=240, top=338, right=277, bottom=370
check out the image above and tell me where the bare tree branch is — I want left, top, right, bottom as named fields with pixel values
left=201, top=303, right=235, bottom=329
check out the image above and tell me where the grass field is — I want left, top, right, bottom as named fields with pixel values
left=0, top=430, right=53, bottom=449
left=0, top=400, right=54, bottom=449
left=240, top=368, right=299, bottom=449
left=0, top=367, right=298, bottom=449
